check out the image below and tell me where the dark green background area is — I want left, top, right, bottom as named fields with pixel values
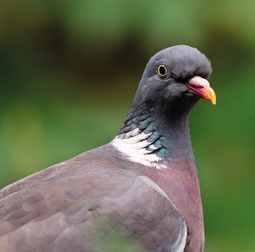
left=0, top=1, right=254, bottom=251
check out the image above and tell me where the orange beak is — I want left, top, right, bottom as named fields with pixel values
left=187, top=76, right=216, bottom=105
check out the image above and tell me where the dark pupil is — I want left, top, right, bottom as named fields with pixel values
left=159, top=66, right=167, bottom=76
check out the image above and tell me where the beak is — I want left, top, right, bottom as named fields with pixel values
left=187, top=76, right=216, bottom=105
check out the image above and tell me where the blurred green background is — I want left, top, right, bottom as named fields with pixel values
left=0, top=0, right=254, bottom=251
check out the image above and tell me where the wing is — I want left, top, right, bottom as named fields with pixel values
left=100, top=175, right=188, bottom=252
left=0, top=151, right=187, bottom=252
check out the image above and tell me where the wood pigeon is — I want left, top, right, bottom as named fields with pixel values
left=0, top=45, right=216, bottom=252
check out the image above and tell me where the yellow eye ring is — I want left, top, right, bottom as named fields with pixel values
left=156, top=64, right=168, bottom=78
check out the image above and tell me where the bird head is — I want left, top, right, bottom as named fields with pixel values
left=133, top=45, right=216, bottom=116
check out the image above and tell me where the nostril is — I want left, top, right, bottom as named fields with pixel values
left=188, top=76, right=210, bottom=88
left=187, top=83, right=204, bottom=89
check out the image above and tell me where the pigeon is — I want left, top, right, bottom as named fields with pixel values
left=0, top=45, right=216, bottom=252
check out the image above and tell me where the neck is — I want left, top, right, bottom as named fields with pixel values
left=112, top=100, right=195, bottom=169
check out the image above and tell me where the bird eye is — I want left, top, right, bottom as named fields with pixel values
left=156, top=64, right=168, bottom=78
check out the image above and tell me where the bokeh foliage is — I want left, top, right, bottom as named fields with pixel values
left=0, top=1, right=255, bottom=251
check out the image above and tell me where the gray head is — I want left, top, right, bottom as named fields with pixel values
left=133, top=45, right=216, bottom=115
left=115, top=45, right=216, bottom=167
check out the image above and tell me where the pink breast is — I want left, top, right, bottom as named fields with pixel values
left=144, top=164, right=204, bottom=252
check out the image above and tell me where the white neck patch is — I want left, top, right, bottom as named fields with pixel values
left=111, top=129, right=167, bottom=169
